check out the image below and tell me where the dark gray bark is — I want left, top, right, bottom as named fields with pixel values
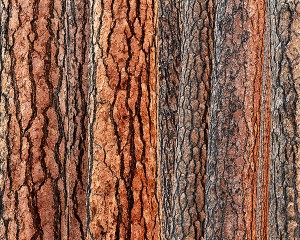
left=157, top=0, right=181, bottom=237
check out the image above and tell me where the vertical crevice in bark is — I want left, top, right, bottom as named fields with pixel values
left=0, top=0, right=88, bottom=238
left=256, top=0, right=270, bottom=238
left=268, top=2, right=300, bottom=239
left=65, top=0, right=89, bottom=238
left=87, top=0, right=160, bottom=239
left=205, top=0, right=265, bottom=238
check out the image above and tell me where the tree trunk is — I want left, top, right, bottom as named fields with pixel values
left=205, top=0, right=265, bottom=238
left=157, top=0, right=181, bottom=237
left=86, top=0, right=160, bottom=239
left=268, top=2, right=300, bottom=239
left=170, top=0, right=213, bottom=238
left=0, top=0, right=88, bottom=239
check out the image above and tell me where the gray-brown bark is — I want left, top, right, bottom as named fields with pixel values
left=170, top=0, right=213, bottom=238
left=158, top=0, right=213, bottom=238
left=268, top=2, right=300, bottom=239
left=157, top=0, right=181, bottom=237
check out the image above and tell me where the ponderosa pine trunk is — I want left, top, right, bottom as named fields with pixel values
left=205, top=0, right=265, bottom=238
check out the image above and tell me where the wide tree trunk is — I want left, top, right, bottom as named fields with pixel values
left=0, top=0, right=88, bottom=239
left=86, top=0, right=160, bottom=239
left=1, top=0, right=300, bottom=239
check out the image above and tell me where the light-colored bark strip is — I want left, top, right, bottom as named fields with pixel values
left=87, top=0, right=160, bottom=239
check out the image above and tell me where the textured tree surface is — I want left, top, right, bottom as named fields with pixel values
left=205, top=0, right=265, bottom=239
left=0, top=0, right=89, bottom=239
left=157, top=0, right=180, bottom=236
left=1, top=0, right=300, bottom=239
left=87, top=0, right=159, bottom=239
left=268, top=2, right=300, bottom=239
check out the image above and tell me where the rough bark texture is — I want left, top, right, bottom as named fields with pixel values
left=87, top=0, right=159, bottom=239
left=268, top=2, right=300, bottom=239
left=157, top=0, right=180, bottom=237
left=205, top=0, right=265, bottom=239
left=170, top=0, right=213, bottom=238
left=157, top=0, right=213, bottom=238
left=0, top=0, right=88, bottom=239
left=1, top=0, right=300, bottom=239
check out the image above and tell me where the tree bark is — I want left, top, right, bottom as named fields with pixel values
left=268, top=2, right=300, bottom=239
left=87, top=0, right=160, bottom=239
left=205, top=0, right=265, bottom=238
left=1, top=0, right=300, bottom=239
left=157, top=0, right=181, bottom=237
left=170, top=0, right=213, bottom=239
left=0, top=0, right=88, bottom=239
left=157, top=0, right=213, bottom=238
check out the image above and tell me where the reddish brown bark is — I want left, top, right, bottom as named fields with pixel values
left=86, top=0, right=160, bottom=239
left=205, top=0, right=266, bottom=238
left=0, top=0, right=88, bottom=239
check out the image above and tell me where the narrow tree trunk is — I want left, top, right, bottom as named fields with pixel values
left=87, top=0, right=160, bottom=239
left=205, top=0, right=265, bottom=238
left=158, top=0, right=213, bottom=238
left=0, top=0, right=88, bottom=239
left=170, top=0, right=213, bottom=238
left=268, top=2, right=300, bottom=239
left=157, top=0, right=181, bottom=237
